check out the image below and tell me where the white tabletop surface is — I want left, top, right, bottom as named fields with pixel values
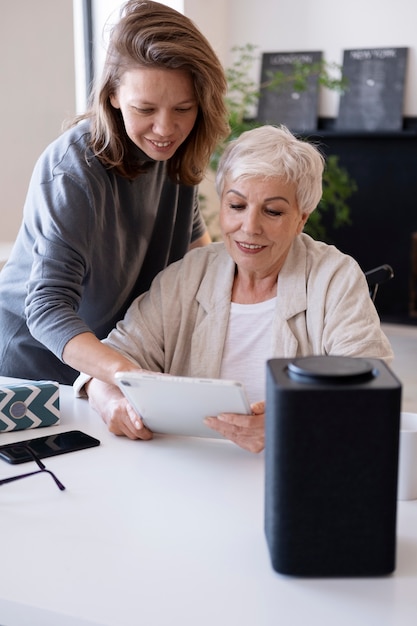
left=0, top=378, right=417, bottom=626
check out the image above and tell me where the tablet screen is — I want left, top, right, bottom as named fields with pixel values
left=115, top=372, right=251, bottom=438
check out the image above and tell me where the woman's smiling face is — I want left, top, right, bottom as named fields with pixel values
left=219, top=175, right=308, bottom=280
left=110, top=67, right=198, bottom=160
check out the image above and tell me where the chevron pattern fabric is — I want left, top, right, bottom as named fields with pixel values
left=0, top=382, right=60, bottom=432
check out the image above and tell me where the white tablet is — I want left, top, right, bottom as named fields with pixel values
left=115, top=372, right=251, bottom=438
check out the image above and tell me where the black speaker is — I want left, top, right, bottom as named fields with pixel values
left=265, top=356, right=401, bottom=577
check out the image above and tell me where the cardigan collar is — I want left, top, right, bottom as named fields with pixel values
left=195, top=237, right=308, bottom=321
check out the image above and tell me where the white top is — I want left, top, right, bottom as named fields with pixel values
left=0, top=377, right=416, bottom=626
left=220, top=298, right=276, bottom=404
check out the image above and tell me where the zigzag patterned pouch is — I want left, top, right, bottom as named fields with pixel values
left=0, top=382, right=60, bottom=432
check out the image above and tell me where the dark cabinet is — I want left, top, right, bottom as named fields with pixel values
left=309, top=128, right=417, bottom=323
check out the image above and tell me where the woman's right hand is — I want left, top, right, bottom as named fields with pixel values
left=86, top=378, right=153, bottom=440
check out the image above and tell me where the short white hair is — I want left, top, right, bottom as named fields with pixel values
left=215, top=125, right=325, bottom=215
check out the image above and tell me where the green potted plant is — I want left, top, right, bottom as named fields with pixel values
left=205, top=44, right=356, bottom=242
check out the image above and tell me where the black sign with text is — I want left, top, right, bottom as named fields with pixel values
left=257, top=51, right=323, bottom=132
left=336, top=47, right=408, bottom=131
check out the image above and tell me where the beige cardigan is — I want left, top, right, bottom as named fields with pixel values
left=101, top=234, right=393, bottom=379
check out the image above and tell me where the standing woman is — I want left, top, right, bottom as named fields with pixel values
left=0, top=1, right=229, bottom=384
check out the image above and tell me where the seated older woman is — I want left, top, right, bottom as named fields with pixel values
left=75, top=125, right=393, bottom=453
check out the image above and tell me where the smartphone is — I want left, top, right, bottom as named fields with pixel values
left=0, top=430, right=100, bottom=464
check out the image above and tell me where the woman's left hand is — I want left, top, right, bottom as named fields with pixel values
left=204, top=401, right=265, bottom=453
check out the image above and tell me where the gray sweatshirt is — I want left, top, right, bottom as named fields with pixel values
left=0, top=120, right=205, bottom=384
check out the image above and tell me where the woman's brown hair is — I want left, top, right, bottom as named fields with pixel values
left=77, top=0, right=229, bottom=184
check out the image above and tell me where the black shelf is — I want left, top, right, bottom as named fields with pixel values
left=304, top=125, right=417, bottom=322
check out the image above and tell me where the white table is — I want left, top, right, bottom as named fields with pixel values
left=0, top=379, right=417, bottom=626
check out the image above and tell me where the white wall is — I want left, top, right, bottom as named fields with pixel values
left=2, top=0, right=417, bottom=250
left=92, top=0, right=417, bottom=117
left=0, top=0, right=75, bottom=247
left=186, top=0, right=417, bottom=118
